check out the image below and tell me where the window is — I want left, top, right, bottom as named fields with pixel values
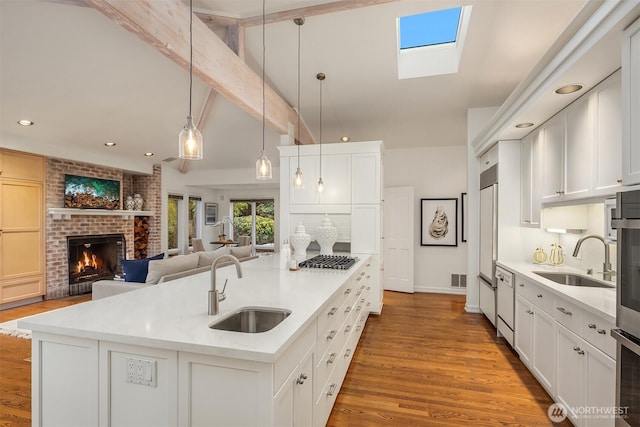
left=168, top=194, right=182, bottom=252
left=188, top=196, right=202, bottom=247
left=399, top=7, right=461, bottom=49
left=231, top=199, right=275, bottom=253
left=396, top=6, right=472, bottom=79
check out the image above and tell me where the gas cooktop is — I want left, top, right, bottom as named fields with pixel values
left=298, top=255, right=358, bottom=270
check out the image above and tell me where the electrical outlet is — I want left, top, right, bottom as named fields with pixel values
left=125, top=357, right=157, bottom=387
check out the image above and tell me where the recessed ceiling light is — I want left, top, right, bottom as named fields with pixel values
left=144, top=152, right=154, bottom=157
left=340, top=136, right=350, bottom=142
left=17, top=119, right=34, bottom=126
left=515, top=122, right=534, bottom=129
left=555, top=84, right=583, bottom=95
left=104, top=142, right=117, bottom=147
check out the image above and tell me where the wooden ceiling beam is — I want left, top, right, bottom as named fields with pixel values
left=85, top=0, right=313, bottom=145
left=239, top=0, right=400, bottom=27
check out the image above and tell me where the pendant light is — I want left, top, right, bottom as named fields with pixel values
left=292, top=17, right=305, bottom=189
left=178, top=0, right=203, bottom=160
left=256, top=0, right=272, bottom=180
left=316, top=72, right=325, bottom=193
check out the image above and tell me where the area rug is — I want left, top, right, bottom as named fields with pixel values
left=0, top=319, right=32, bottom=339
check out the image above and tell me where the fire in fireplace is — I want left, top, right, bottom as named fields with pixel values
left=67, top=234, right=125, bottom=295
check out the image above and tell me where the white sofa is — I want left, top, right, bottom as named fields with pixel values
left=92, top=246, right=257, bottom=300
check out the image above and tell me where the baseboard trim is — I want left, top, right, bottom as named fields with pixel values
left=465, top=304, right=481, bottom=313
left=0, top=296, right=44, bottom=311
left=413, top=286, right=467, bottom=295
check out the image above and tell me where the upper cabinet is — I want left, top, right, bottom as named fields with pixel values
left=520, top=129, right=542, bottom=226
left=622, top=17, right=640, bottom=185
left=537, top=70, right=622, bottom=204
left=351, top=153, right=381, bottom=204
left=289, top=154, right=351, bottom=206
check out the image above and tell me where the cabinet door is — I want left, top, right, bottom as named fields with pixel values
left=593, top=71, right=622, bottom=195
left=351, top=205, right=380, bottom=254
left=541, top=114, right=565, bottom=201
left=565, top=98, right=592, bottom=198
left=531, top=130, right=542, bottom=224
left=584, top=342, right=616, bottom=427
left=556, top=325, right=585, bottom=426
left=515, top=295, right=533, bottom=367
left=0, top=150, right=44, bottom=181
left=352, top=153, right=380, bottom=204
left=273, top=347, right=314, bottom=427
left=532, top=309, right=555, bottom=394
left=319, top=155, right=351, bottom=205
left=520, top=135, right=533, bottom=225
left=622, top=18, right=640, bottom=185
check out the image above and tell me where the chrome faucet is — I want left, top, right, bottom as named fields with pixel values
left=209, top=254, right=243, bottom=315
left=572, top=235, right=615, bottom=282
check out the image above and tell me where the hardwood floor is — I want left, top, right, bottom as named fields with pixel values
left=328, top=292, right=570, bottom=426
left=0, top=292, right=567, bottom=426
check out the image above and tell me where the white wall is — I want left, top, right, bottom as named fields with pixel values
left=384, top=146, right=467, bottom=294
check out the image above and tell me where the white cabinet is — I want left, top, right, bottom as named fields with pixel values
left=480, top=146, right=498, bottom=172
left=520, top=130, right=542, bottom=226
left=565, top=98, right=592, bottom=198
left=274, top=345, right=314, bottom=427
left=289, top=154, right=351, bottom=206
left=351, top=204, right=380, bottom=254
left=541, top=113, right=566, bottom=201
left=352, top=153, right=381, bottom=204
left=514, top=286, right=555, bottom=395
left=593, top=71, right=622, bottom=194
left=622, top=17, right=640, bottom=185
left=556, top=324, right=616, bottom=427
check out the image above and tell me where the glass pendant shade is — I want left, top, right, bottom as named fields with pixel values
left=256, top=151, right=272, bottom=180
left=317, top=177, right=324, bottom=193
left=293, top=167, right=304, bottom=188
left=179, top=116, right=203, bottom=160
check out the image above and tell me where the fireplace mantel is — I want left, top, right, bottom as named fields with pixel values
left=48, top=208, right=154, bottom=220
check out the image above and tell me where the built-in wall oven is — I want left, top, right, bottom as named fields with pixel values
left=611, top=190, right=640, bottom=426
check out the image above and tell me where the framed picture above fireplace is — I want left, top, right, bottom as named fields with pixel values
left=64, top=174, right=120, bottom=210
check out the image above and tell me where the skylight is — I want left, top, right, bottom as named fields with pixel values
left=396, top=6, right=472, bottom=80
left=399, top=7, right=462, bottom=50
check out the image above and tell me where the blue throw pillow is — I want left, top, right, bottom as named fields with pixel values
left=121, top=253, right=164, bottom=283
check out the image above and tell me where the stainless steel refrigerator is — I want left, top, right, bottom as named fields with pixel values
left=479, top=164, right=497, bottom=327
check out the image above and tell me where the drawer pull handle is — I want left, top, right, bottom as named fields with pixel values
left=327, top=353, right=337, bottom=365
left=345, top=306, right=352, bottom=314
left=344, top=349, right=352, bottom=358
left=327, top=330, right=337, bottom=340
left=356, top=290, right=362, bottom=296
left=537, top=294, right=543, bottom=298
left=327, top=384, right=338, bottom=396
left=367, top=275, right=371, bottom=279
left=573, top=346, right=580, bottom=351
left=577, top=349, right=585, bottom=355
left=344, top=325, right=352, bottom=333
left=328, top=307, right=338, bottom=316
left=356, top=325, right=362, bottom=332
left=597, top=329, right=607, bottom=335
left=588, top=323, right=597, bottom=329
left=557, top=307, right=572, bottom=316
left=360, top=284, right=366, bottom=290
left=360, top=298, right=366, bottom=303
left=296, top=373, right=308, bottom=385
left=356, top=305, right=362, bottom=312
left=345, top=288, right=352, bottom=294
left=356, top=277, right=363, bottom=281
left=519, top=283, right=524, bottom=287
left=366, top=263, right=371, bottom=267
left=360, top=272, right=366, bottom=276
left=526, top=310, right=534, bottom=315
left=367, top=287, right=371, bottom=291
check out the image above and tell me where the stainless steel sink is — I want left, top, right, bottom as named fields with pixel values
left=209, top=307, right=291, bottom=333
left=532, top=271, right=615, bottom=288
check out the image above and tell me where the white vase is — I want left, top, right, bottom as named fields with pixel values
left=317, top=214, right=338, bottom=255
left=125, top=195, right=134, bottom=210
left=290, top=223, right=311, bottom=261
left=133, top=193, right=144, bottom=211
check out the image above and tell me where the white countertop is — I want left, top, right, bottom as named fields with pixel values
left=497, top=261, right=616, bottom=323
left=19, top=254, right=368, bottom=363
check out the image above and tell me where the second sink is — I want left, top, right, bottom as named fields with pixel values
left=533, top=271, right=614, bottom=288
left=209, top=307, right=291, bottom=333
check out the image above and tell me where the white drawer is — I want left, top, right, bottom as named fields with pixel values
left=315, top=368, right=342, bottom=427
left=554, top=297, right=582, bottom=335
left=317, top=291, right=345, bottom=336
left=516, top=276, right=555, bottom=314
left=315, top=339, right=342, bottom=398
left=582, top=310, right=616, bottom=359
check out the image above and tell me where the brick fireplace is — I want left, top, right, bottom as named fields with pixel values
left=46, top=159, right=161, bottom=298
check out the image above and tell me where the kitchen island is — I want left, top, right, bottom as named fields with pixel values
left=21, top=254, right=374, bottom=427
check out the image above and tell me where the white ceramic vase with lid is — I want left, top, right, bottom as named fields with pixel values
left=290, top=222, right=311, bottom=261
left=133, top=193, right=144, bottom=211
left=125, top=195, right=135, bottom=210
left=317, top=214, right=338, bottom=255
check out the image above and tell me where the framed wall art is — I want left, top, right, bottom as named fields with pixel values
left=420, top=198, right=458, bottom=247
left=204, top=202, right=218, bottom=225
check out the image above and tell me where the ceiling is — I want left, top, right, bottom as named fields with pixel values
left=0, top=0, right=618, bottom=181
